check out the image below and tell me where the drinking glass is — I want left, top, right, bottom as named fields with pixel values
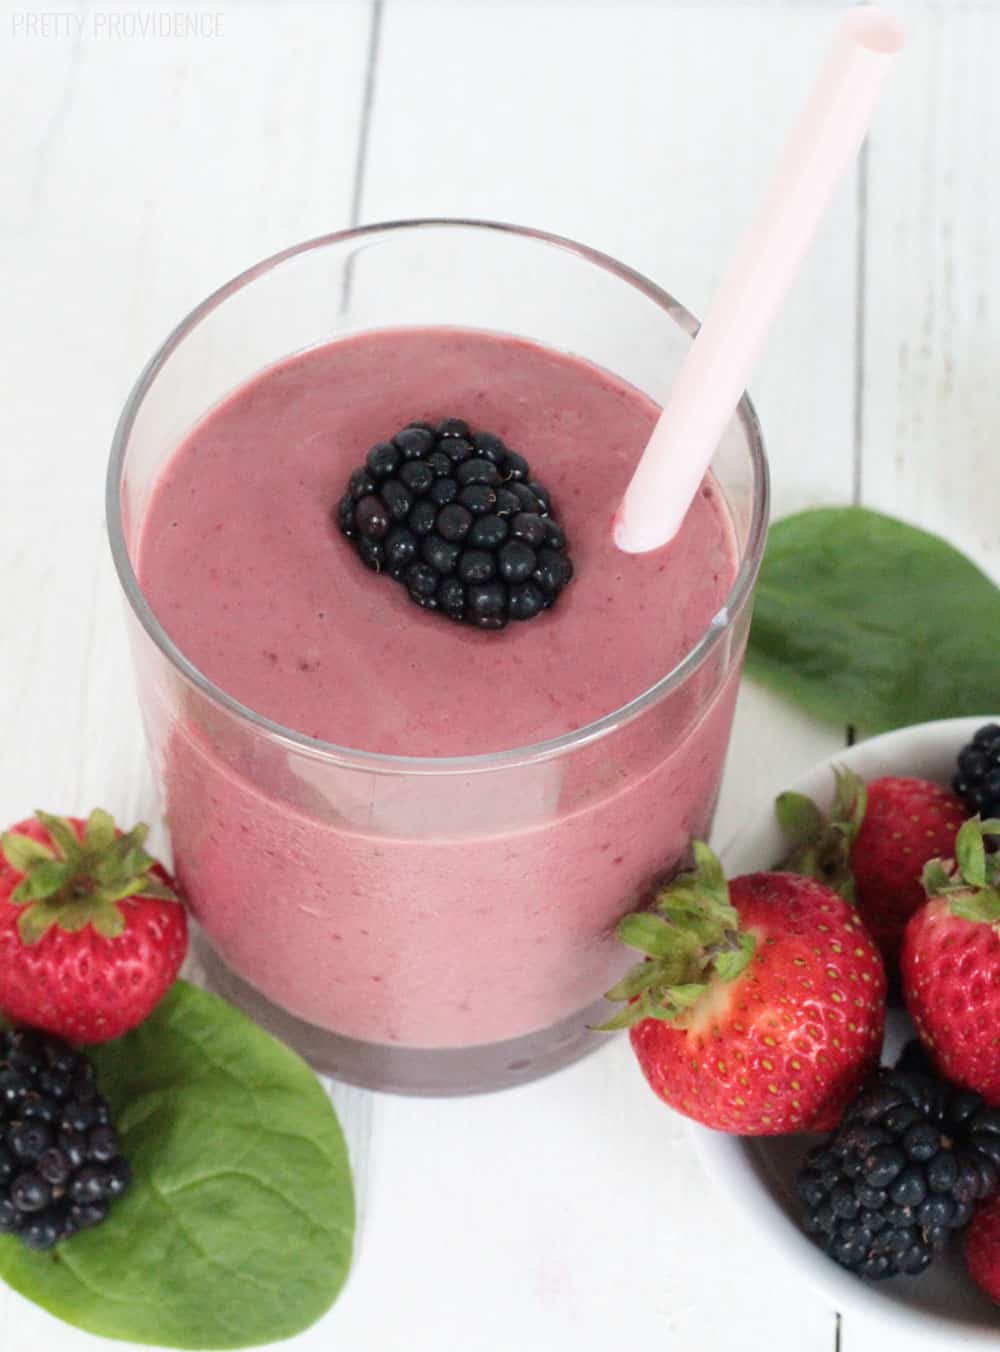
left=107, top=220, right=769, bottom=1094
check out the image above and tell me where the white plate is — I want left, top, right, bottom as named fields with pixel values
left=690, top=716, right=1000, bottom=1347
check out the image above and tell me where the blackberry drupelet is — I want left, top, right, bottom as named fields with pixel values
left=0, top=1028, right=131, bottom=1250
left=335, top=419, right=573, bottom=630
left=797, top=1051, right=1000, bottom=1281
left=953, top=723, right=1000, bottom=820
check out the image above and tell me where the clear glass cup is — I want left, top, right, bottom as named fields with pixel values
left=107, top=220, right=768, bottom=1094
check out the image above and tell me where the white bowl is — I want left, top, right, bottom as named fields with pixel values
left=690, top=716, right=1000, bottom=1346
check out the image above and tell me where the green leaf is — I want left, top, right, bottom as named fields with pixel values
left=96, top=877, right=152, bottom=904
left=44, top=903, right=102, bottom=935
left=774, top=792, right=823, bottom=848
left=656, top=881, right=737, bottom=935
left=604, top=961, right=659, bottom=1003
left=119, top=843, right=154, bottom=882
left=950, top=888, right=1000, bottom=925
left=83, top=808, right=116, bottom=854
left=923, top=858, right=954, bottom=897
left=16, top=903, right=62, bottom=945
left=982, top=821, right=1000, bottom=889
left=662, top=982, right=708, bottom=1012
left=123, top=876, right=178, bottom=903
left=713, top=932, right=757, bottom=983
left=617, top=912, right=682, bottom=958
left=775, top=769, right=858, bottom=902
left=654, top=844, right=731, bottom=919
left=591, top=1002, right=647, bottom=1032
left=0, top=980, right=354, bottom=1349
left=832, top=767, right=867, bottom=835
left=654, top=893, right=732, bottom=947
left=11, top=859, right=73, bottom=903
left=690, top=840, right=729, bottom=906
left=91, top=826, right=150, bottom=886
left=33, top=812, right=81, bottom=862
left=956, top=819, right=988, bottom=887
left=0, top=832, right=54, bottom=872
left=84, top=902, right=127, bottom=939
left=747, top=508, right=1000, bottom=732
left=98, top=876, right=174, bottom=905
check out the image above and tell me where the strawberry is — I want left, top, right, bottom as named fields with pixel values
left=0, top=809, right=187, bottom=1043
left=966, top=1193, right=1000, bottom=1305
left=776, top=770, right=966, bottom=969
left=901, top=817, right=1000, bottom=1104
left=600, top=843, right=886, bottom=1134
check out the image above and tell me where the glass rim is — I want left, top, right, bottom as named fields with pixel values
left=106, top=217, right=770, bottom=776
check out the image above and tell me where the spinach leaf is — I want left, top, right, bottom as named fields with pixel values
left=0, top=980, right=354, bottom=1348
left=747, top=507, right=1000, bottom=733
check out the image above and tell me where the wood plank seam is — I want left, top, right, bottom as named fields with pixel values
left=350, top=0, right=385, bottom=229
left=340, top=0, right=385, bottom=317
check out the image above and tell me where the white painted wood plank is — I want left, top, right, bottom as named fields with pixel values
left=324, top=1036, right=836, bottom=1352
left=16, top=2, right=991, bottom=1351
left=713, top=680, right=851, bottom=849
left=0, top=3, right=371, bottom=1349
left=356, top=3, right=857, bottom=1348
left=0, top=0, right=371, bottom=819
left=846, top=7, right=1000, bottom=1352
left=362, top=0, right=859, bottom=522
left=862, top=3, right=1000, bottom=583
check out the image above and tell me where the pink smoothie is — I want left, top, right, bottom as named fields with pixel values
left=137, top=327, right=742, bottom=1047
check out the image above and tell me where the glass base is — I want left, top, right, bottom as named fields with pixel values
left=187, top=929, right=612, bottom=1096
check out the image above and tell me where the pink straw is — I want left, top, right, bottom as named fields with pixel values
left=614, top=6, right=904, bottom=555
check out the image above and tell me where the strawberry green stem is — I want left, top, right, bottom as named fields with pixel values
left=923, top=817, right=1000, bottom=925
left=596, top=842, right=756, bottom=1031
left=774, top=766, right=866, bottom=903
left=0, top=809, right=178, bottom=946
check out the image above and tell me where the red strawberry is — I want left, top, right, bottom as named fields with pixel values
left=966, top=1193, right=1000, bottom=1305
left=776, top=770, right=966, bottom=969
left=600, top=843, right=886, bottom=1134
left=901, top=817, right=1000, bottom=1104
left=0, top=809, right=187, bottom=1043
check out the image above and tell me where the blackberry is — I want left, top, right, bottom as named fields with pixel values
left=797, top=1050, right=1000, bottom=1281
left=458, top=484, right=497, bottom=517
left=953, top=723, right=1000, bottom=819
left=0, top=1028, right=131, bottom=1250
left=335, top=419, right=573, bottom=629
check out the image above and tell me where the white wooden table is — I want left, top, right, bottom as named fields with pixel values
left=1, top=2, right=996, bottom=1349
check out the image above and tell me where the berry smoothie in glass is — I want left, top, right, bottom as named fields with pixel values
left=107, top=221, right=768, bottom=1094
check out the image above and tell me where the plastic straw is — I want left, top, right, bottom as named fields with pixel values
left=614, top=6, right=904, bottom=554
